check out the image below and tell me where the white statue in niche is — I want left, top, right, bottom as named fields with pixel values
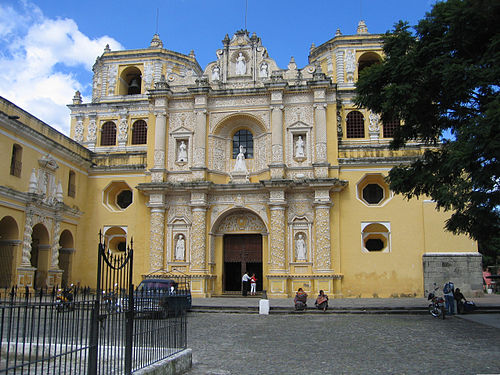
left=175, top=234, right=185, bottom=260
left=235, top=52, right=246, bottom=75
left=296, top=234, right=307, bottom=261
left=295, top=135, right=305, bottom=158
left=233, top=145, right=248, bottom=173
left=177, top=140, right=188, bottom=162
left=259, top=62, right=268, bottom=78
left=212, top=65, right=220, bottom=81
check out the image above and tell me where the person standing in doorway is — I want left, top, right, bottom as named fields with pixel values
left=250, top=273, right=257, bottom=296
left=242, top=271, right=250, bottom=296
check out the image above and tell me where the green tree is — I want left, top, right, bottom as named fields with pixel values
left=355, top=0, right=500, bottom=255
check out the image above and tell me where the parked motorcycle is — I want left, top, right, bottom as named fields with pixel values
left=56, top=287, right=74, bottom=312
left=427, top=284, right=445, bottom=320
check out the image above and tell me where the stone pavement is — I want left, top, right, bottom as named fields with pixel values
left=184, top=312, right=500, bottom=375
left=191, top=293, right=500, bottom=313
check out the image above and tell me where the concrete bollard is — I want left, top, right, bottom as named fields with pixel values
left=259, top=299, right=270, bottom=315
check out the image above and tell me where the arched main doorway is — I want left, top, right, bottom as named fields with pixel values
left=213, top=209, right=267, bottom=294
left=0, top=216, right=19, bottom=288
left=224, top=234, right=262, bottom=292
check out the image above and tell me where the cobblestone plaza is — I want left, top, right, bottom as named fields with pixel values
left=186, top=313, right=500, bottom=375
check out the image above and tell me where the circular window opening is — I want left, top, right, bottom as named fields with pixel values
left=365, top=238, right=385, bottom=251
left=117, top=190, right=133, bottom=209
left=362, top=184, right=384, bottom=204
left=117, top=241, right=127, bottom=252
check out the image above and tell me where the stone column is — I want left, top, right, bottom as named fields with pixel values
left=152, top=110, right=167, bottom=182
left=117, top=110, right=129, bottom=148
left=269, top=88, right=285, bottom=179
left=335, top=50, right=345, bottom=84
left=313, top=189, right=332, bottom=272
left=18, top=212, right=35, bottom=289
left=268, top=190, right=287, bottom=272
left=148, top=194, right=167, bottom=272
left=48, top=219, right=63, bottom=288
left=190, top=192, right=208, bottom=272
left=313, top=88, right=329, bottom=178
left=192, top=106, right=207, bottom=180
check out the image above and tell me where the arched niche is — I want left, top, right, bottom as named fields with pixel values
left=0, top=216, right=20, bottom=288
left=59, top=230, right=74, bottom=288
left=119, top=66, right=142, bottom=95
left=31, top=223, right=50, bottom=289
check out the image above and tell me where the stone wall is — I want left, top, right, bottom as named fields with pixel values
left=423, top=253, right=483, bottom=297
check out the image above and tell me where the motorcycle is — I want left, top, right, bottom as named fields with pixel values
left=56, top=287, right=75, bottom=312
left=427, top=284, right=446, bottom=320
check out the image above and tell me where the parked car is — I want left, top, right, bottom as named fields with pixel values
left=133, top=278, right=191, bottom=317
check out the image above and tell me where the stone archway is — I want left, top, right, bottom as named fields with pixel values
left=31, top=223, right=50, bottom=289
left=0, top=216, right=20, bottom=288
left=212, top=209, right=267, bottom=294
left=59, top=230, right=74, bottom=288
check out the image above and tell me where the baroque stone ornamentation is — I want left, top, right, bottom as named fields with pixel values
left=21, top=213, right=33, bottom=265
left=190, top=209, right=207, bottom=270
left=149, top=209, right=165, bottom=271
left=216, top=211, right=266, bottom=233
left=369, top=112, right=380, bottom=132
left=107, top=64, right=118, bottom=96
left=50, top=220, right=61, bottom=268
left=315, top=206, right=331, bottom=270
left=86, top=117, right=97, bottom=142
left=74, top=117, right=84, bottom=143
left=269, top=208, right=286, bottom=270
left=345, top=49, right=356, bottom=83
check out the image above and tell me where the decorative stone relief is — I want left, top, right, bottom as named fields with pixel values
left=345, top=49, right=356, bottom=83
left=87, top=117, right=97, bottom=142
left=190, top=209, right=207, bottom=270
left=149, top=209, right=165, bottom=271
left=315, top=206, right=331, bottom=270
left=144, top=62, right=154, bottom=90
left=154, top=150, right=165, bottom=168
left=272, top=144, right=283, bottom=163
left=118, top=115, right=128, bottom=144
left=210, top=136, right=226, bottom=171
left=107, top=64, right=118, bottom=96
left=217, top=212, right=266, bottom=233
left=270, top=208, right=286, bottom=270
left=74, top=116, right=84, bottom=143
left=285, top=106, right=313, bottom=127
left=315, top=143, right=327, bottom=161
left=369, top=112, right=380, bottom=132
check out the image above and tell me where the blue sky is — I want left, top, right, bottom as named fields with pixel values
left=0, top=0, right=435, bottom=135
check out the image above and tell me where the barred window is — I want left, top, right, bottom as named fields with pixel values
left=10, top=144, right=22, bottom=177
left=346, top=111, right=365, bottom=138
left=383, top=119, right=400, bottom=138
left=131, top=120, right=147, bottom=144
left=68, top=171, right=76, bottom=198
left=232, top=130, right=253, bottom=159
left=101, top=122, right=116, bottom=146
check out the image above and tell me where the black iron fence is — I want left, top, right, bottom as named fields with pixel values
left=0, top=234, right=189, bottom=374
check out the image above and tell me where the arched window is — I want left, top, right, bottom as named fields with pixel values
left=101, top=122, right=116, bottom=146
left=232, top=129, right=253, bottom=158
left=358, top=52, right=382, bottom=76
left=346, top=111, right=365, bottom=138
left=10, top=144, right=22, bottom=177
left=383, top=119, right=400, bottom=138
left=68, top=171, right=76, bottom=197
left=131, top=120, right=147, bottom=144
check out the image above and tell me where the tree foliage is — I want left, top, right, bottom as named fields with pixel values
left=355, top=0, right=500, bottom=252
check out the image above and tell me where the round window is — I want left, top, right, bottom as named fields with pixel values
left=117, top=190, right=133, bottom=209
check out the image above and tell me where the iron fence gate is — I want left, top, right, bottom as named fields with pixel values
left=88, top=232, right=134, bottom=375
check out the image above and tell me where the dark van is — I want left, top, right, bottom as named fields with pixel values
left=134, top=278, right=191, bottom=317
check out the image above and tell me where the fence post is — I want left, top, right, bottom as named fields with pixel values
left=87, top=238, right=104, bottom=375
left=124, top=243, right=134, bottom=374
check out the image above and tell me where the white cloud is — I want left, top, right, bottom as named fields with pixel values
left=0, top=2, right=123, bottom=135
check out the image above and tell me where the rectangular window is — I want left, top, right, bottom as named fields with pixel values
left=68, top=171, right=76, bottom=197
left=10, top=144, right=22, bottom=177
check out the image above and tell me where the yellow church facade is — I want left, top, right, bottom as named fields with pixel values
left=0, top=23, right=483, bottom=298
